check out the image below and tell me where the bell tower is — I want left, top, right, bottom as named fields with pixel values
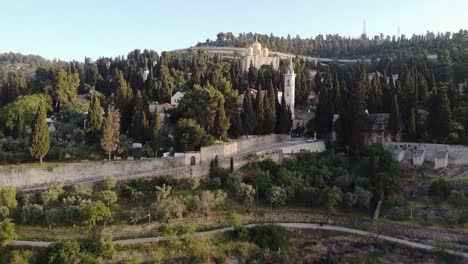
left=284, top=56, right=296, bottom=120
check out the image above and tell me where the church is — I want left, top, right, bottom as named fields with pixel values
left=241, top=38, right=280, bottom=71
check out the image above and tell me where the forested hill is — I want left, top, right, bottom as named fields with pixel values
left=0, top=52, right=64, bottom=78
left=197, top=30, right=468, bottom=59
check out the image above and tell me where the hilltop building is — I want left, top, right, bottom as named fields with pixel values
left=241, top=38, right=280, bottom=71
left=284, top=57, right=296, bottom=120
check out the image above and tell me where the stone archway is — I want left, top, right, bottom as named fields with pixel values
left=190, top=156, right=196, bottom=166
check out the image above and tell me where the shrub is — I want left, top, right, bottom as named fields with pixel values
left=343, top=192, right=357, bottom=208
left=40, top=184, right=63, bottom=206
left=267, top=186, right=287, bottom=207
left=236, top=183, right=256, bottom=209
left=100, top=177, right=117, bottom=191
left=448, top=190, right=467, bottom=208
left=429, top=179, right=450, bottom=198
left=95, top=231, right=115, bottom=259
left=190, top=240, right=211, bottom=263
left=97, top=190, right=118, bottom=207
left=47, top=240, right=95, bottom=264
left=385, top=194, right=407, bottom=208
left=153, top=197, right=185, bottom=223
left=354, top=186, right=372, bottom=209
left=248, top=224, right=290, bottom=252
left=155, top=184, right=172, bottom=202
left=20, top=204, right=44, bottom=225
left=176, top=223, right=196, bottom=236
left=387, top=206, right=406, bottom=220
left=7, top=250, right=34, bottom=264
left=0, top=218, right=16, bottom=246
left=0, top=188, right=17, bottom=208
left=198, top=190, right=226, bottom=216
left=80, top=201, right=111, bottom=226
left=0, top=206, right=9, bottom=220
left=446, top=211, right=464, bottom=226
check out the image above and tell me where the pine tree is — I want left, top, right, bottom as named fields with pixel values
left=151, top=110, right=162, bottom=157
left=29, top=100, right=50, bottom=164
left=87, top=93, right=103, bottom=143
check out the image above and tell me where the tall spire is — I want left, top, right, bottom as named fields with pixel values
left=363, top=19, right=367, bottom=36
left=287, top=56, right=294, bottom=74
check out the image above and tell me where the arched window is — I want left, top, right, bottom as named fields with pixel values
left=190, top=156, right=196, bottom=166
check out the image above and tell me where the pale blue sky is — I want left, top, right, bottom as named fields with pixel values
left=1, top=0, right=467, bottom=61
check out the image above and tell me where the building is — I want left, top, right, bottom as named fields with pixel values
left=413, top=149, right=426, bottom=165
left=434, top=151, right=449, bottom=169
left=241, top=38, right=280, bottom=71
left=171, top=91, right=184, bottom=105
left=361, top=113, right=400, bottom=145
left=284, top=57, right=296, bottom=120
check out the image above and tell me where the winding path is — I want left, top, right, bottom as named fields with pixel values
left=9, top=223, right=468, bottom=258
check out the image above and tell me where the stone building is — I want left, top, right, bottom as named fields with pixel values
left=361, top=113, right=401, bottom=145
left=241, top=38, right=280, bottom=71
left=284, top=57, right=296, bottom=120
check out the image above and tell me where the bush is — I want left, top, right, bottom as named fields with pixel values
left=267, top=186, right=287, bottom=207
left=387, top=206, right=406, bottom=220
left=47, top=240, right=95, bottom=264
left=446, top=211, right=464, bottom=226
left=153, top=197, right=185, bottom=223
left=20, top=204, right=44, bottom=225
left=343, top=192, right=357, bottom=208
left=190, top=240, right=211, bottom=263
left=80, top=201, right=111, bottom=226
left=429, top=179, right=450, bottom=198
left=95, top=231, right=115, bottom=259
left=176, top=223, right=196, bottom=236
left=6, top=250, right=34, bottom=264
left=198, top=190, right=226, bottom=216
left=0, top=206, right=9, bottom=220
left=236, top=183, right=256, bottom=209
left=0, top=218, right=16, bottom=246
left=248, top=224, right=290, bottom=252
left=354, top=186, right=372, bottom=209
left=100, top=177, right=117, bottom=191
left=448, top=190, right=467, bottom=208
left=40, top=184, right=63, bottom=206
left=97, top=190, right=118, bottom=207
left=385, top=194, right=407, bottom=208
left=0, top=188, right=17, bottom=208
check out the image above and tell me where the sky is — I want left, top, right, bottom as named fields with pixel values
left=1, top=0, right=467, bottom=61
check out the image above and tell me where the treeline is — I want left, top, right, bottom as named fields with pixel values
left=203, top=30, right=468, bottom=63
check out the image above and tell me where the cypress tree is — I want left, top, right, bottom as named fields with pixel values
left=151, top=110, right=162, bottom=157
left=29, top=100, right=50, bottom=164
left=242, top=92, right=256, bottom=135
left=130, top=90, right=149, bottom=141
left=277, top=94, right=292, bottom=133
left=213, top=97, right=230, bottom=141
left=15, top=109, right=25, bottom=139
left=388, top=94, right=401, bottom=139
left=87, top=93, right=103, bottom=143
left=229, top=111, right=243, bottom=139
left=263, top=89, right=275, bottom=133
left=115, top=70, right=133, bottom=134
left=101, top=107, right=117, bottom=160
left=255, top=90, right=264, bottom=135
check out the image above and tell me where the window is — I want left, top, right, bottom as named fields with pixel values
left=377, top=122, right=383, bottom=130
left=287, top=79, right=290, bottom=87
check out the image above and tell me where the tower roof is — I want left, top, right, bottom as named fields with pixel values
left=251, top=36, right=262, bottom=50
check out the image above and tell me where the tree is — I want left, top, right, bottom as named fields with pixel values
left=97, top=190, right=118, bottom=207
left=155, top=184, right=172, bottom=202
left=213, top=96, right=229, bottom=140
left=267, top=186, right=287, bottom=207
left=150, top=109, right=162, bottom=157
left=172, top=118, right=214, bottom=151
left=236, top=183, right=256, bottom=210
left=80, top=201, right=111, bottom=226
left=94, top=230, right=115, bottom=259
left=114, top=70, right=132, bottom=134
left=388, top=94, right=401, bottom=138
left=0, top=218, right=16, bottom=246
left=86, top=93, right=103, bottom=143
left=255, top=89, right=265, bottom=135
left=157, top=66, right=175, bottom=103
left=48, top=240, right=94, bottom=264
left=354, top=186, right=372, bottom=209
left=153, top=197, right=185, bottom=223
left=263, top=87, right=275, bottom=134
left=0, top=188, right=17, bottom=208
left=242, top=92, right=256, bottom=135
left=54, top=69, right=80, bottom=109
left=130, top=90, right=150, bottom=141
left=320, top=186, right=342, bottom=213
left=29, top=100, right=50, bottom=164
left=101, top=107, right=120, bottom=160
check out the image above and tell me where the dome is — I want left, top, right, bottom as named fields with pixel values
left=252, top=40, right=262, bottom=50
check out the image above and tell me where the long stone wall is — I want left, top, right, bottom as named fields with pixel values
left=0, top=135, right=290, bottom=189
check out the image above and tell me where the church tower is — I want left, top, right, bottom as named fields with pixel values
left=284, top=57, right=296, bottom=120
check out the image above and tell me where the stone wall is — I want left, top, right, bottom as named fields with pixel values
left=0, top=135, right=289, bottom=189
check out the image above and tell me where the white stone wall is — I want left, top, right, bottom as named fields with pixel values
left=386, top=142, right=468, bottom=166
